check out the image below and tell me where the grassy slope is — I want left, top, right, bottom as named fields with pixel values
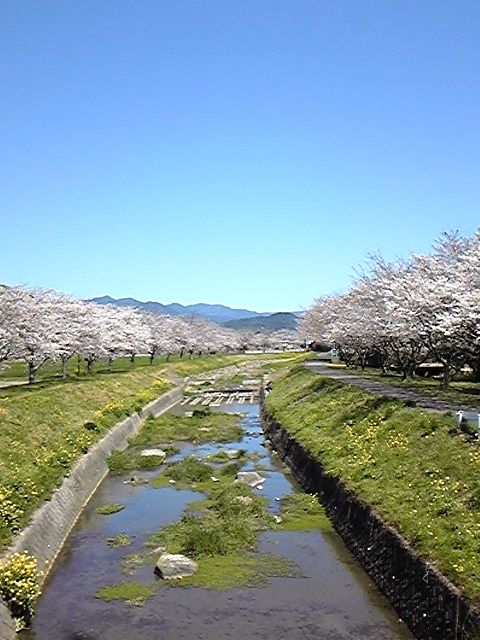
left=266, top=366, right=480, bottom=603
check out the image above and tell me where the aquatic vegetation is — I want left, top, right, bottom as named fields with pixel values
left=95, top=581, right=154, bottom=606
left=96, top=502, right=125, bottom=515
left=107, top=533, right=133, bottom=547
left=177, top=552, right=303, bottom=590
left=107, top=448, right=170, bottom=474
left=278, top=493, right=331, bottom=531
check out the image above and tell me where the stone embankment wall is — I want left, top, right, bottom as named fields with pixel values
left=0, top=386, right=184, bottom=639
left=0, top=602, right=15, bottom=640
left=260, top=393, right=480, bottom=640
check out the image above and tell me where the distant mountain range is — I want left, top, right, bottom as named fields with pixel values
left=90, top=296, right=299, bottom=331
left=223, top=312, right=298, bottom=331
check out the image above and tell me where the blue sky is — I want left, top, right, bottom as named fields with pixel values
left=1, top=1, right=479, bottom=312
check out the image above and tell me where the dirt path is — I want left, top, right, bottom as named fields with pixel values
left=304, top=362, right=479, bottom=414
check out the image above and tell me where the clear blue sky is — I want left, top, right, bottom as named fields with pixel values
left=1, top=1, right=479, bottom=312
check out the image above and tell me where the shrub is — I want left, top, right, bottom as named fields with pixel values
left=0, top=553, right=41, bottom=630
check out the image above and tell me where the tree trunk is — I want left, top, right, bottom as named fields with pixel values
left=149, top=352, right=154, bottom=365
left=442, top=364, right=451, bottom=388
left=472, top=357, right=480, bottom=382
left=166, top=353, right=171, bottom=362
left=28, top=362, right=35, bottom=384
left=130, top=353, right=135, bottom=365
left=86, top=359, right=93, bottom=375
left=108, top=355, right=113, bottom=369
left=76, top=354, right=81, bottom=376
left=62, top=357, right=68, bottom=379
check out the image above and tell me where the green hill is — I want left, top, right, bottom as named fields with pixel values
left=223, top=312, right=298, bottom=332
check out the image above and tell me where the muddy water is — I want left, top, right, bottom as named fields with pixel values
left=23, top=402, right=413, bottom=640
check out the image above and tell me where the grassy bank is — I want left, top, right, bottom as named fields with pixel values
left=266, top=366, right=480, bottom=603
left=0, top=367, right=173, bottom=551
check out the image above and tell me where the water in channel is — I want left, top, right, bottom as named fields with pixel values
left=22, top=395, right=413, bottom=640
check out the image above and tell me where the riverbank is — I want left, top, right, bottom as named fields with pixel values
left=21, top=379, right=411, bottom=640
left=263, top=366, right=480, bottom=639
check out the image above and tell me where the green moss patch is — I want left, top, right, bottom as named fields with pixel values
left=96, top=503, right=125, bottom=515
left=178, top=552, right=303, bottom=590
left=95, top=581, right=154, bottom=606
left=278, top=493, right=332, bottom=531
left=107, top=533, right=133, bottom=547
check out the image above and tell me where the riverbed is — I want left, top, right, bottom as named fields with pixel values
left=22, top=395, right=413, bottom=640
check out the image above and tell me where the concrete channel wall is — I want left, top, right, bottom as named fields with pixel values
left=260, top=392, right=480, bottom=640
left=0, top=385, right=184, bottom=639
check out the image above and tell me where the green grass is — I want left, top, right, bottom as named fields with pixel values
left=0, top=365, right=173, bottom=550
left=95, top=581, right=154, bottom=606
left=96, top=503, right=125, bottom=515
left=278, top=493, right=332, bottom=531
left=107, top=448, right=177, bottom=474
left=129, top=410, right=243, bottom=447
left=266, top=366, right=480, bottom=604
left=148, top=482, right=275, bottom=556
left=206, top=449, right=246, bottom=462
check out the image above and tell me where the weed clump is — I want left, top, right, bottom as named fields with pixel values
left=149, top=483, right=275, bottom=559
left=166, top=456, right=213, bottom=484
left=95, top=581, right=154, bottom=606
left=107, top=533, right=133, bottom=548
left=107, top=449, right=165, bottom=474
left=96, top=503, right=125, bottom=515
left=130, top=411, right=242, bottom=446
left=278, top=493, right=331, bottom=531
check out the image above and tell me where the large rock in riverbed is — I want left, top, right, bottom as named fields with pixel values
left=234, top=495, right=253, bottom=506
left=140, top=448, right=166, bottom=458
left=154, top=553, right=198, bottom=580
left=234, top=471, right=264, bottom=488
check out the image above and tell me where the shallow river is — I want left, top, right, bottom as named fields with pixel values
left=23, top=401, right=413, bottom=640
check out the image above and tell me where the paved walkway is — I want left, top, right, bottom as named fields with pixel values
left=304, top=362, right=479, bottom=415
left=0, top=379, right=28, bottom=389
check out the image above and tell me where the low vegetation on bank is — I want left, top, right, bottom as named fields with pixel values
left=266, top=366, right=480, bottom=603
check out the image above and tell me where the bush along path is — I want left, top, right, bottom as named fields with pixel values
left=264, top=365, right=480, bottom=640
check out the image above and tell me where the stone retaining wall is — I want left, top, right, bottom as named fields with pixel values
left=261, top=393, right=480, bottom=640
left=0, top=385, right=183, bottom=639
left=0, top=602, right=15, bottom=640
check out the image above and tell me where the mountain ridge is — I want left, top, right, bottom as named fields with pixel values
left=90, top=295, right=274, bottom=324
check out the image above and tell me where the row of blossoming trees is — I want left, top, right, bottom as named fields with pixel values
left=300, top=231, right=480, bottom=387
left=0, top=286, right=300, bottom=383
